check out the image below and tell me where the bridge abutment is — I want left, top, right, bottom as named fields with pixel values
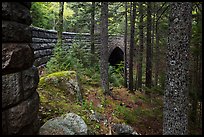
left=2, top=2, right=40, bottom=135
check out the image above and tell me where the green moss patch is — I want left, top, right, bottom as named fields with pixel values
left=39, top=71, right=76, bottom=87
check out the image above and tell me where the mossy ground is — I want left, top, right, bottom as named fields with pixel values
left=37, top=69, right=202, bottom=135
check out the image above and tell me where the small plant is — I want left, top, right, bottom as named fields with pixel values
left=82, top=100, right=94, bottom=111
left=114, top=104, right=138, bottom=125
left=95, top=124, right=100, bottom=129
left=151, top=85, right=164, bottom=95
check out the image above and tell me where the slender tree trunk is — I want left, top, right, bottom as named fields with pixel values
left=163, top=2, right=192, bottom=135
left=129, top=2, right=136, bottom=92
left=155, top=20, right=159, bottom=86
left=198, top=53, right=202, bottom=124
left=100, top=2, right=110, bottom=95
left=57, top=2, right=64, bottom=47
left=155, top=3, right=159, bottom=86
left=53, top=10, right=56, bottom=30
left=146, top=2, right=152, bottom=88
left=124, top=2, right=128, bottom=88
left=137, top=2, right=144, bottom=90
left=91, top=2, right=95, bottom=64
left=191, top=12, right=202, bottom=125
left=152, top=3, right=156, bottom=86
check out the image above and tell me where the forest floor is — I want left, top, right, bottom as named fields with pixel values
left=83, top=86, right=164, bottom=135
left=37, top=69, right=202, bottom=135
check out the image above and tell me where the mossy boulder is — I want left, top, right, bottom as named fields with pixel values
left=37, top=71, right=84, bottom=125
left=38, top=71, right=82, bottom=103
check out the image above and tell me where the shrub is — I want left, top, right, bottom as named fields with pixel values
left=108, top=61, right=124, bottom=87
left=46, top=38, right=99, bottom=74
left=115, top=104, right=138, bottom=124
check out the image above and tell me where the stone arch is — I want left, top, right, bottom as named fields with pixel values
left=108, top=47, right=124, bottom=66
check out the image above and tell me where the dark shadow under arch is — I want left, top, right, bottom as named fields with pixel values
left=108, top=47, right=124, bottom=66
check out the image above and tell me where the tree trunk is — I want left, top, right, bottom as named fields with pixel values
left=154, top=20, right=159, bottom=86
left=190, top=10, right=202, bottom=124
left=129, top=2, right=136, bottom=92
left=91, top=2, right=95, bottom=64
left=163, top=2, right=192, bottom=135
left=137, top=2, right=144, bottom=90
left=124, top=2, right=128, bottom=88
left=190, top=51, right=199, bottom=124
left=145, top=2, right=152, bottom=88
left=57, top=2, right=64, bottom=47
left=154, top=3, right=160, bottom=87
left=151, top=3, right=155, bottom=86
left=100, top=2, right=110, bottom=95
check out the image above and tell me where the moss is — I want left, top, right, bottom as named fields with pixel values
left=38, top=70, right=79, bottom=101
left=39, top=71, right=76, bottom=87
left=37, top=70, right=83, bottom=125
left=46, top=71, right=76, bottom=78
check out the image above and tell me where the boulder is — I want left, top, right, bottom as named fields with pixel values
left=39, top=71, right=82, bottom=102
left=39, top=113, right=87, bottom=135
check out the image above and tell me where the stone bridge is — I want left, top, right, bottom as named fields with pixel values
left=31, top=27, right=125, bottom=67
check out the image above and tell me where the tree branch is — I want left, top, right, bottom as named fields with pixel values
left=195, top=3, right=202, bottom=13
left=156, top=2, right=167, bottom=14
left=156, top=5, right=169, bottom=23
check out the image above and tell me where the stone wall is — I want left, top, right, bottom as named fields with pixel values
left=2, top=2, right=40, bottom=135
left=2, top=67, right=40, bottom=135
left=31, top=27, right=100, bottom=67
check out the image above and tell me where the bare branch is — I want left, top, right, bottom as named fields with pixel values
left=156, top=2, right=167, bottom=14
left=156, top=5, right=169, bottom=23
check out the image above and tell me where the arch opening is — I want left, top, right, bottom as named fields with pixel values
left=108, top=47, right=124, bottom=66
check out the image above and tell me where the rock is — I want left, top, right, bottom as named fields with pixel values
left=89, top=111, right=105, bottom=123
left=22, top=66, right=39, bottom=99
left=2, top=72, right=23, bottom=109
left=132, top=131, right=140, bottom=135
left=17, top=115, right=40, bottom=135
left=39, top=71, right=82, bottom=102
left=2, top=20, right=32, bottom=42
left=39, top=113, right=88, bottom=135
left=111, top=123, right=140, bottom=135
left=5, top=92, right=40, bottom=134
left=2, top=66, right=39, bottom=108
left=2, top=2, right=32, bottom=25
left=33, top=56, right=52, bottom=67
left=34, top=48, right=53, bottom=59
left=2, top=43, right=34, bottom=75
